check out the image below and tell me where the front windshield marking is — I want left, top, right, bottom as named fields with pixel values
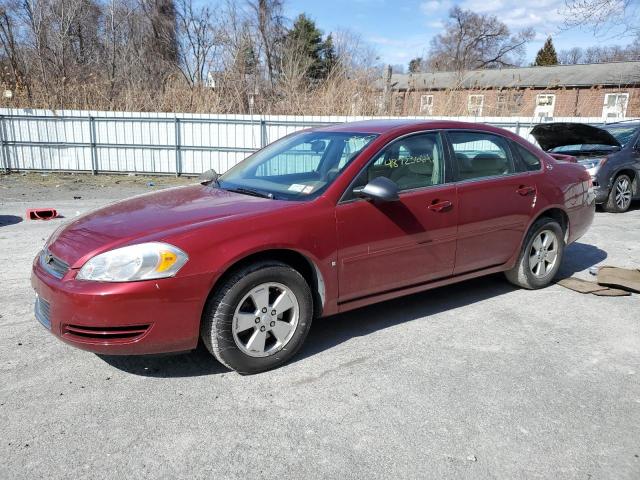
left=219, top=131, right=378, bottom=200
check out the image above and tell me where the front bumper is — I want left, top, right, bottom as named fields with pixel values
left=31, top=255, right=215, bottom=355
left=592, top=184, right=609, bottom=204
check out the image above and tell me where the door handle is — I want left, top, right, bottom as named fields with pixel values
left=516, top=185, right=536, bottom=196
left=427, top=200, right=452, bottom=212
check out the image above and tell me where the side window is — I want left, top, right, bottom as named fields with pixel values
left=511, top=141, right=541, bottom=172
left=337, top=135, right=376, bottom=169
left=363, top=132, right=445, bottom=192
left=449, top=131, right=514, bottom=181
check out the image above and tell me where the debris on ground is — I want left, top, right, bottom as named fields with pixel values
left=557, top=277, right=608, bottom=294
left=26, top=208, right=58, bottom=220
left=557, top=266, right=640, bottom=297
left=591, top=288, right=631, bottom=297
left=597, top=266, right=640, bottom=293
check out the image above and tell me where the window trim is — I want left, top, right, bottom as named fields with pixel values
left=338, top=129, right=453, bottom=204
left=444, top=129, right=532, bottom=184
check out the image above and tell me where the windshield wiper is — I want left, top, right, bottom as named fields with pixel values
left=225, top=187, right=274, bottom=199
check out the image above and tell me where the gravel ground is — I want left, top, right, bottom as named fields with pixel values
left=1, top=173, right=639, bottom=480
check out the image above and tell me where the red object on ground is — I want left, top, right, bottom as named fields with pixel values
left=27, top=208, right=58, bottom=220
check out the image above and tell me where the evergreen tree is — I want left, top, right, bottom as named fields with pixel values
left=408, top=57, right=423, bottom=73
left=534, top=37, right=559, bottom=66
left=286, top=14, right=334, bottom=82
left=320, top=34, right=337, bottom=78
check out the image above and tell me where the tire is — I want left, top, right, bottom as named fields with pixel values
left=201, top=261, right=313, bottom=374
left=505, top=217, right=565, bottom=289
left=604, top=174, right=633, bottom=213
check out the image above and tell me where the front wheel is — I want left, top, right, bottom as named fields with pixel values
left=505, top=217, right=565, bottom=289
left=201, top=261, right=313, bottom=374
left=604, top=174, right=633, bottom=213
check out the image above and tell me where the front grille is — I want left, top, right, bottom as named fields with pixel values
left=39, top=250, right=69, bottom=279
left=35, top=296, right=51, bottom=329
left=62, top=324, right=150, bottom=343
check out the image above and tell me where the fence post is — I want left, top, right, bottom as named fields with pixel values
left=174, top=117, right=181, bottom=177
left=515, top=121, right=521, bottom=136
left=0, top=115, right=8, bottom=173
left=260, top=119, right=267, bottom=148
left=88, top=116, right=98, bottom=174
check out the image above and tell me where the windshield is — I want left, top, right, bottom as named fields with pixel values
left=602, top=124, right=638, bottom=146
left=218, top=131, right=378, bottom=200
left=549, top=124, right=638, bottom=153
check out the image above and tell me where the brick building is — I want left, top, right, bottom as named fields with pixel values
left=380, top=61, right=640, bottom=118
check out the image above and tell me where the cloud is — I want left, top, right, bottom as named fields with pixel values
left=420, top=0, right=452, bottom=14
left=459, top=0, right=566, bottom=30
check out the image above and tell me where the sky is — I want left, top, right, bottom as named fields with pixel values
left=284, top=0, right=637, bottom=69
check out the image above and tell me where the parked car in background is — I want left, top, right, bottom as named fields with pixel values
left=531, top=121, right=640, bottom=213
left=32, top=120, right=595, bottom=374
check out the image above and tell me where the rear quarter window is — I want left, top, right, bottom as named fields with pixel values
left=511, top=141, right=542, bottom=172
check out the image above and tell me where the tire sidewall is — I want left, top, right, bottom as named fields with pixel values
left=206, top=265, right=313, bottom=374
left=520, top=219, right=565, bottom=289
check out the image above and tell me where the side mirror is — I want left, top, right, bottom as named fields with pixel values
left=353, top=177, right=400, bottom=202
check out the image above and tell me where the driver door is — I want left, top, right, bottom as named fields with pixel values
left=335, top=131, right=458, bottom=303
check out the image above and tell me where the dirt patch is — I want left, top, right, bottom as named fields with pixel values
left=0, top=172, right=194, bottom=202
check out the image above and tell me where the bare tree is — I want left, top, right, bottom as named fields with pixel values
left=427, top=7, right=534, bottom=73
left=247, top=0, right=284, bottom=88
left=559, top=38, right=640, bottom=64
left=562, top=0, right=640, bottom=37
left=175, top=0, right=218, bottom=87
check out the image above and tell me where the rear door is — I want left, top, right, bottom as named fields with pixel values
left=335, top=131, right=458, bottom=302
left=447, top=131, right=539, bottom=275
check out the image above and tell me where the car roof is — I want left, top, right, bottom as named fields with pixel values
left=313, top=119, right=507, bottom=135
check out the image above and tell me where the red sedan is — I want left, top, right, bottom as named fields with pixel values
left=31, top=120, right=595, bottom=373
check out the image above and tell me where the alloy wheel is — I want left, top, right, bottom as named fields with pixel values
left=232, top=282, right=300, bottom=358
left=529, top=229, right=558, bottom=278
left=615, top=177, right=632, bottom=210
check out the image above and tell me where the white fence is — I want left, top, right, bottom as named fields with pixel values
left=0, top=108, right=631, bottom=176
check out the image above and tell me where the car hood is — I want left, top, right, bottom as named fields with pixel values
left=47, top=184, right=291, bottom=268
left=530, top=123, right=621, bottom=151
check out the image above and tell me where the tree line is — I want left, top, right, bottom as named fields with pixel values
left=408, top=3, right=639, bottom=73
left=0, top=0, right=379, bottom=113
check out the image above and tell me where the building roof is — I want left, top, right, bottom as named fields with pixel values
left=383, top=61, right=640, bottom=91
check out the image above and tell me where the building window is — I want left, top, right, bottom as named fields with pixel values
left=602, top=93, right=629, bottom=119
left=534, top=94, right=556, bottom=118
left=467, top=94, right=484, bottom=116
left=496, top=92, right=523, bottom=116
left=420, top=94, right=434, bottom=115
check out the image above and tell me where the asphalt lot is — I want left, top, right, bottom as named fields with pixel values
left=1, top=173, right=639, bottom=479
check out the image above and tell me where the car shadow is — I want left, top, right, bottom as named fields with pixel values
left=98, top=241, right=607, bottom=378
left=0, top=215, right=23, bottom=227
left=556, top=241, right=608, bottom=278
left=96, top=343, right=230, bottom=378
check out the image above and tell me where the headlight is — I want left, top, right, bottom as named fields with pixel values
left=578, top=157, right=606, bottom=170
left=77, top=242, right=188, bottom=282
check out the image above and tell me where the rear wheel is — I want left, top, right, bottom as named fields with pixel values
left=201, top=261, right=313, bottom=374
left=505, top=217, right=565, bottom=289
left=604, top=174, right=633, bottom=213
